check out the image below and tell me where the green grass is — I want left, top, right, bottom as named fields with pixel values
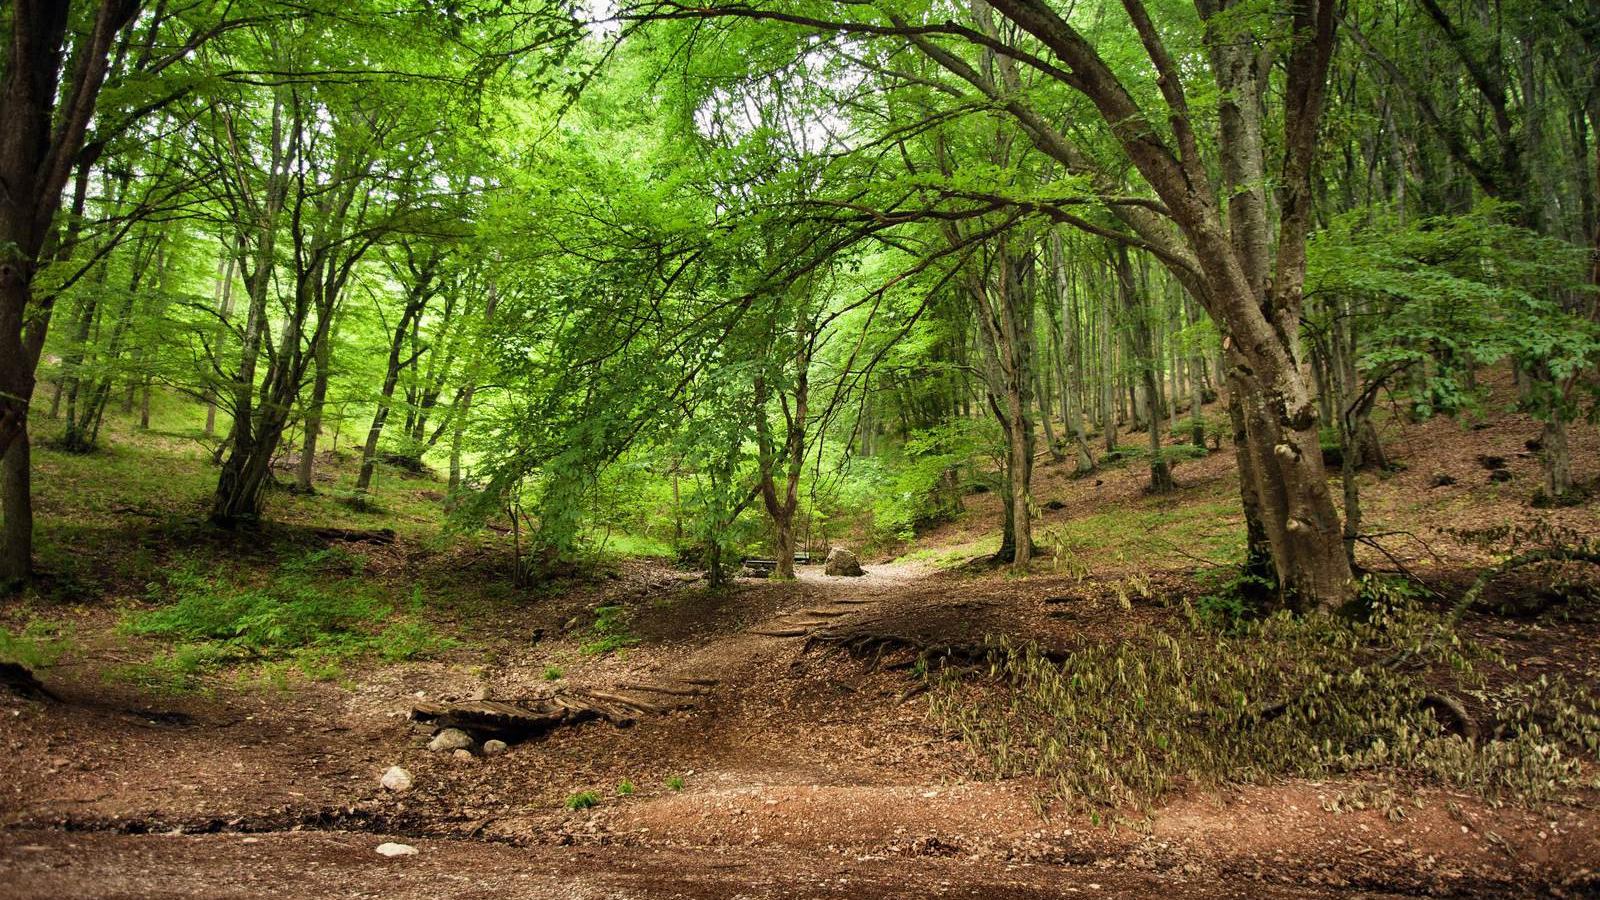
left=665, top=774, right=685, bottom=791
left=542, top=664, right=564, bottom=680
left=565, top=790, right=601, bottom=810
left=1042, top=498, right=1245, bottom=569
left=589, top=530, right=677, bottom=559
left=0, top=619, right=75, bottom=669
left=115, top=549, right=454, bottom=690
left=893, top=537, right=993, bottom=569
left=616, top=778, right=635, bottom=796
left=579, top=604, right=639, bottom=656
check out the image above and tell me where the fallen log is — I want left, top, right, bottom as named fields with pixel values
left=411, top=685, right=681, bottom=739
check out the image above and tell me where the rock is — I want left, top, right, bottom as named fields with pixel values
left=1428, top=472, right=1457, bottom=488
left=380, top=766, right=413, bottom=792
left=1042, top=499, right=1066, bottom=511
left=428, top=727, right=475, bottom=752
left=483, top=739, right=508, bottom=756
left=824, top=547, right=865, bottom=577
left=452, top=748, right=474, bottom=762
left=375, top=842, right=418, bottom=857
left=1489, top=469, right=1513, bottom=483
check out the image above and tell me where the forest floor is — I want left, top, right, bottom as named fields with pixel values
left=3, top=376, right=1600, bottom=898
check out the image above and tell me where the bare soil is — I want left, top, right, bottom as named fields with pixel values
left=4, top=374, right=1600, bottom=898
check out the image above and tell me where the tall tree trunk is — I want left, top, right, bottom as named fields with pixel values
left=0, top=427, right=32, bottom=585
left=295, top=330, right=333, bottom=493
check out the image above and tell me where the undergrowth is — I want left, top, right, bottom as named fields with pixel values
left=930, top=578, right=1600, bottom=822
left=0, top=619, right=75, bottom=670
left=115, top=549, right=454, bottom=690
left=580, top=604, right=639, bottom=656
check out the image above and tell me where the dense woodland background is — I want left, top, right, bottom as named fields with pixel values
left=2, top=0, right=1600, bottom=894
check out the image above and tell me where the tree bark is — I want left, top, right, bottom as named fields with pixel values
left=0, top=427, right=32, bottom=585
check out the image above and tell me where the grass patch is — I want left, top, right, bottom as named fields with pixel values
left=565, top=790, right=600, bottom=810
left=616, top=778, right=635, bottom=796
left=665, top=774, right=686, bottom=791
left=931, top=578, right=1600, bottom=823
left=116, top=548, right=454, bottom=690
left=0, top=619, right=75, bottom=669
left=579, top=604, right=639, bottom=656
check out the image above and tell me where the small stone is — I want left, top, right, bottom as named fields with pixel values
left=428, top=728, right=475, bottom=752
left=380, top=766, right=413, bottom=792
left=1428, top=472, right=1456, bottom=488
left=375, top=842, right=418, bottom=857
left=452, top=748, right=474, bottom=762
left=824, top=547, right=865, bottom=577
left=483, top=739, right=508, bottom=756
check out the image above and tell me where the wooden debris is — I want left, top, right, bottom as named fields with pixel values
left=618, top=680, right=709, bottom=697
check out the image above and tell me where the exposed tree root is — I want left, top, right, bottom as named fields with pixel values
left=0, top=661, right=56, bottom=700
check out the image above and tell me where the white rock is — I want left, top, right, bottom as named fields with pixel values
left=375, top=842, right=418, bottom=857
left=824, top=547, right=865, bottom=577
left=452, top=748, right=474, bottom=762
left=428, top=728, right=475, bottom=752
left=483, top=739, right=508, bottom=756
left=380, top=766, right=413, bottom=792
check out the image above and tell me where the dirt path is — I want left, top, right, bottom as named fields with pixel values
left=3, top=559, right=1598, bottom=897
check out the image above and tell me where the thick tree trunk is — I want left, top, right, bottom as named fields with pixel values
left=1540, top=416, right=1571, bottom=501
left=0, top=427, right=32, bottom=585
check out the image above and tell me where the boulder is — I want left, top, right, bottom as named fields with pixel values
left=483, top=739, right=509, bottom=756
left=428, top=727, right=475, bottom=752
left=824, top=547, right=864, bottom=577
left=379, top=766, right=413, bottom=792
left=375, top=842, right=418, bottom=857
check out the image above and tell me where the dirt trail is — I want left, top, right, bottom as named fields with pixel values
left=3, top=559, right=1598, bottom=897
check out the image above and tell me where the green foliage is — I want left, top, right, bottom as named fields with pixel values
left=857, top=419, right=993, bottom=546
left=1193, top=564, right=1277, bottom=631
left=542, top=664, right=564, bottom=680
left=932, top=582, right=1600, bottom=820
left=0, top=620, right=75, bottom=670
left=579, top=604, right=639, bottom=656
left=1308, top=202, right=1598, bottom=421
left=665, top=775, right=686, bottom=791
left=565, top=790, right=601, bottom=810
left=616, top=778, right=636, bottom=796
left=119, top=550, right=453, bottom=688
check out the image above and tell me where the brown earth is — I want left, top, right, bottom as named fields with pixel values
left=3, top=372, right=1600, bottom=898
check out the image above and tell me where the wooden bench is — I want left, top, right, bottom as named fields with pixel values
left=741, top=553, right=813, bottom=575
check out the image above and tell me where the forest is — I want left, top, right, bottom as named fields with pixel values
left=1, top=0, right=1599, bottom=895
